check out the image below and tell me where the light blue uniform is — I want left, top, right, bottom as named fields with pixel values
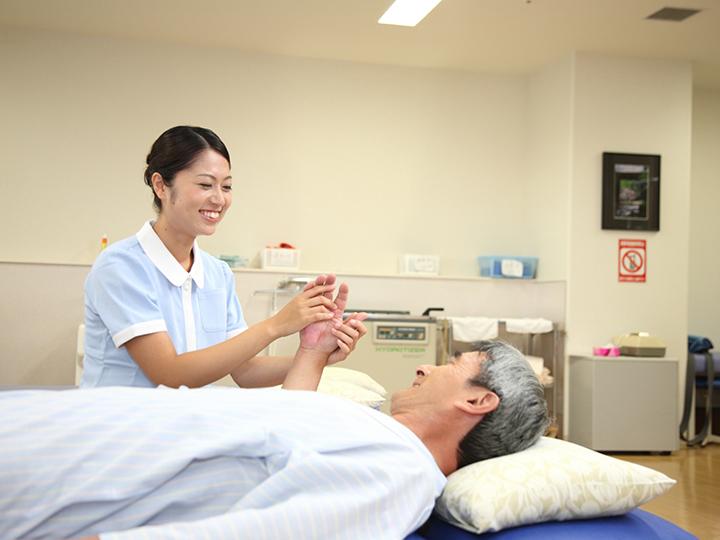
left=0, top=387, right=446, bottom=540
left=81, top=221, right=247, bottom=387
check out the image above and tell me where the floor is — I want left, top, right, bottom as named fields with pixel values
left=613, top=443, right=720, bottom=539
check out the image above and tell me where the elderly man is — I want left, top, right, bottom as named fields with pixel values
left=0, top=338, right=548, bottom=540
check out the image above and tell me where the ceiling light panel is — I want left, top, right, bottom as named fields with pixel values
left=378, top=0, right=443, bottom=27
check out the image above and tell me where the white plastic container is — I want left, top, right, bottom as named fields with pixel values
left=261, top=248, right=301, bottom=270
left=398, top=254, right=440, bottom=276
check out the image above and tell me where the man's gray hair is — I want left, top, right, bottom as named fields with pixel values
left=457, top=340, right=550, bottom=467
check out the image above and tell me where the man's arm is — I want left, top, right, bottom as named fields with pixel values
left=90, top=449, right=438, bottom=540
left=282, top=276, right=367, bottom=390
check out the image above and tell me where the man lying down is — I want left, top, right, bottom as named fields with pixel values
left=0, top=340, right=548, bottom=540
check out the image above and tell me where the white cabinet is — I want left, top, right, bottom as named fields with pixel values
left=568, top=355, right=678, bottom=452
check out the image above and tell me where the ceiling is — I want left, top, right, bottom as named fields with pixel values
left=1, top=0, right=719, bottom=87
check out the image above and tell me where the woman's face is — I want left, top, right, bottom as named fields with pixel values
left=156, top=149, right=232, bottom=239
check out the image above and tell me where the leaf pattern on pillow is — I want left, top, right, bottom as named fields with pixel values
left=434, top=437, right=676, bottom=534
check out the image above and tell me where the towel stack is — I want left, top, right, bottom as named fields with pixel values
left=448, top=317, right=553, bottom=342
left=447, top=317, right=555, bottom=387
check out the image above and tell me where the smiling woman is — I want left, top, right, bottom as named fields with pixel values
left=80, top=126, right=368, bottom=390
left=144, top=127, right=234, bottom=268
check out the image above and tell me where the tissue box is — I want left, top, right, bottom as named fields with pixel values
left=478, top=256, right=538, bottom=279
left=261, top=248, right=300, bottom=270
left=399, top=254, right=440, bottom=276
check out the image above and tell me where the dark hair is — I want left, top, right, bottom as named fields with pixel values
left=144, top=126, right=231, bottom=211
left=457, top=340, right=550, bottom=467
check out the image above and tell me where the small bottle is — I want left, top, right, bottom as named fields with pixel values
left=100, top=234, right=108, bottom=250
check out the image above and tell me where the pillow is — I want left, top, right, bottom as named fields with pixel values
left=271, top=368, right=387, bottom=409
left=321, top=367, right=387, bottom=397
left=434, top=436, right=676, bottom=535
left=316, top=378, right=385, bottom=409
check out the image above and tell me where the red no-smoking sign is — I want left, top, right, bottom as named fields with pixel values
left=618, top=239, right=646, bottom=282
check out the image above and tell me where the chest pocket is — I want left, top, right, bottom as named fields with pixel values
left=197, top=289, right=227, bottom=333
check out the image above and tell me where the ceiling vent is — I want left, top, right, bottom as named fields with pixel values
left=646, top=7, right=702, bottom=21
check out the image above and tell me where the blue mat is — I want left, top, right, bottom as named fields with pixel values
left=409, top=509, right=696, bottom=539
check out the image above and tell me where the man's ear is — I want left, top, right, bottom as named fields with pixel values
left=455, top=391, right=499, bottom=417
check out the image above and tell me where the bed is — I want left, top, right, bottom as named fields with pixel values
left=409, top=509, right=695, bottom=539
left=2, top=371, right=697, bottom=539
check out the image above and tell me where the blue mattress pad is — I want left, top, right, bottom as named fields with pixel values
left=407, top=509, right=696, bottom=540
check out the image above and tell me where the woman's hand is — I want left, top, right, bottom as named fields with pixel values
left=269, top=275, right=337, bottom=338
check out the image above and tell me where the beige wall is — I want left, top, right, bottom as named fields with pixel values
left=689, top=89, right=720, bottom=347
left=0, top=27, right=529, bottom=277
left=566, top=54, right=692, bottom=362
left=525, top=56, right=574, bottom=281
left=565, top=54, right=692, bottom=431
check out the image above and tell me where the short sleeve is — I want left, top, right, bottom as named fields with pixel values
left=86, top=254, right=167, bottom=348
left=224, top=265, right=247, bottom=339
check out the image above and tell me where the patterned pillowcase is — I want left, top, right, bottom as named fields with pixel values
left=434, top=436, right=676, bottom=534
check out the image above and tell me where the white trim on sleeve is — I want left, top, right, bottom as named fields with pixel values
left=112, top=320, right=167, bottom=348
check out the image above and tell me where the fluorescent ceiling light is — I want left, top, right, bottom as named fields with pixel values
left=378, top=0, right=443, bottom=27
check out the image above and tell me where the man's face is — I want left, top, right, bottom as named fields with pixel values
left=390, top=351, right=491, bottom=416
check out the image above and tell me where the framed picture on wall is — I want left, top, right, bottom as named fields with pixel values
left=602, top=152, right=661, bottom=231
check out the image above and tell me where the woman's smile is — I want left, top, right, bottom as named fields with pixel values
left=200, top=209, right=222, bottom=222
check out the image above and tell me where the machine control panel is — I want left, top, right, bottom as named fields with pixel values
left=374, top=323, right=429, bottom=344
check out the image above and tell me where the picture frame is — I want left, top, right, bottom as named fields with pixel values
left=602, top=152, right=660, bottom=231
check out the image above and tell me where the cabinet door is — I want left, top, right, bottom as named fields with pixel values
left=592, top=360, right=677, bottom=451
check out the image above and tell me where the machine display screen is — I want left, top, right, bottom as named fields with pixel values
left=376, top=325, right=426, bottom=342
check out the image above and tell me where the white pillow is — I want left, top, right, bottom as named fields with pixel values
left=321, top=367, right=387, bottom=397
left=316, top=379, right=385, bottom=409
left=434, top=436, right=676, bottom=534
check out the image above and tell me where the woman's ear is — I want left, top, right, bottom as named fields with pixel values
left=455, top=390, right=499, bottom=417
left=151, top=172, right=167, bottom=202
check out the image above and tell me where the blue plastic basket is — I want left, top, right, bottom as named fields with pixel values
left=477, top=256, right=538, bottom=279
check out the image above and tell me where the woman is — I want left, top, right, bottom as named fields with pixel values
left=81, top=126, right=364, bottom=388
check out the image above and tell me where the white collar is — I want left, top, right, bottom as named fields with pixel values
left=136, top=221, right=205, bottom=288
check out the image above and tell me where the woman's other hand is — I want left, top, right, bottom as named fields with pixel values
left=269, top=275, right=337, bottom=338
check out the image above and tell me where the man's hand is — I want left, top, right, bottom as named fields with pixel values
left=326, top=312, right=368, bottom=365
left=283, top=276, right=367, bottom=391
left=299, top=275, right=367, bottom=360
left=299, top=275, right=344, bottom=353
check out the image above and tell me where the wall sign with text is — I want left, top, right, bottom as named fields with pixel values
left=618, top=239, right=646, bottom=282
